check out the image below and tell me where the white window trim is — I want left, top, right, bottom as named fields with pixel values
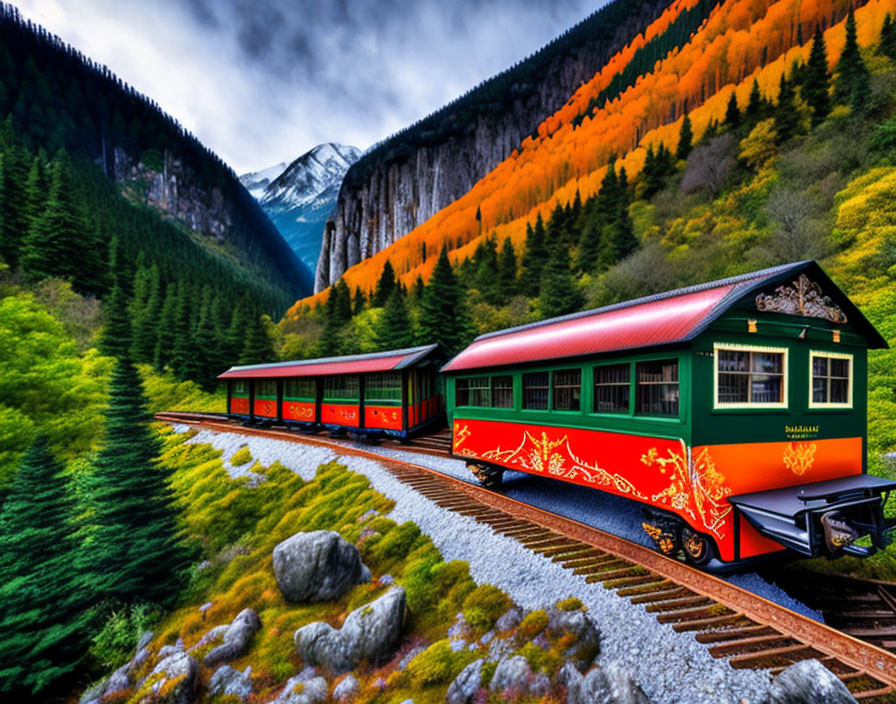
left=713, top=343, right=789, bottom=410
left=808, top=350, right=853, bottom=410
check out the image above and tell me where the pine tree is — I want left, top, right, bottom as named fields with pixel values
left=746, top=79, right=764, bottom=120
left=418, top=247, right=471, bottom=355
left=0, top=142, right=28, bottom=268
left=834, top=8, right=870, bottom=114
left=169, top=280, right=192, bottom=378
left=0, top=435, right=88, bottom=696
left=376, top=287, right=414, bottom=350
left=676, top=114, right=693, bottom=160
left=803, top=25, right=831, bottom=126
left=724, top=91, right=741, bottom=128
left=540, top=241, right=583, bottom=319
left=153, top=283, right=178, bottom=370
left=352, top=286, right=366, bottom=315
left=880, top=13, right=896, bottom=61
left=497, top=237, right=517, bottom=299
left=22, top=152, right=48, bottom=233
left=316, top=280, right=352, bottom=357
left=373, top=260, right=396, bottom=307
left=132, top=264, right=161, bottom=364
left=97, top=238, right=132, bottom=360
left=774, top=73, right=799, bottom=144
left=474, top=236, right=501, bottom=305
left=519, top=214, right=548, bottom=296
left=191, top=287, right=220, bottom=387
left=239, top=314, right=275, bottom=365
left=223, top=301, right=249, bottom=367
left=78, top=360, right=187, bottom=607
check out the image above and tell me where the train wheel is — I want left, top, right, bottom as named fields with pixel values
left=468, top=463, right=503, bottom=490
left=681, top=526, right=715, bottom=566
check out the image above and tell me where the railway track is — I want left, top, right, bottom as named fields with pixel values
left=157, top=411, right=896, bottom=702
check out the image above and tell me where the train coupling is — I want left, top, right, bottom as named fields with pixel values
left=730, top=474, right=896, bottom=558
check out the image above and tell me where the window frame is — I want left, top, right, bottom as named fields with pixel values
left=364, top=372, right=403, bottom=404
left=232, top=380, right=249, bottom=396
left=454, top=375, right=491, bottom=408
left=713, top=343, right=789, bottom=411
left=255, top=379, right=278, bottom=399
left=284, top=378, right=316, bottom=400
left=592, top=361, right=631, bottom=416
left=491, top=375, right=515, bottom=409
left=808, top=350, right=853, bottom=410
left=635, top=358, right=680, bottom=418
left=522, top=371, right=551, bottom=411
left=551, top=368, right=582, bottom=413
left=323, top=375, right=360, bottom=402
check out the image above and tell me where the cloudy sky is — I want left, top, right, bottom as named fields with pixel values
left=12, top=0, right=607, bottom=174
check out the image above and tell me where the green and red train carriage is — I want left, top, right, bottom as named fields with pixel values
left=219, top=344, right=444, bottom=439
left=218, top=261, right=895, bottom=570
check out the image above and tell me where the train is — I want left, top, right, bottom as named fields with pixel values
left=218, top=260, right=896, bottom=570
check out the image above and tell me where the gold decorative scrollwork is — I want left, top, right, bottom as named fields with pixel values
left=783, top=441, right=816, bottom=476
left=755, top=274, right=847, bottom=323
left=641, top=441, right=732, bottom=539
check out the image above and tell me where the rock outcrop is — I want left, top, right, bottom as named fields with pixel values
left=146, top=650, right=199, bottom=704
left=273, top=530, right=368, bottom=603
left=203, top=608, right=262, bottom=667
left=315, top=0, right=670, bottom=291
left=446, top=658, right=484, bottom=704
left=294, top=587, right=407, bottom=672
left=208, top=665, right=254, bottom=701
left=271, top=671, right=329, bottom=704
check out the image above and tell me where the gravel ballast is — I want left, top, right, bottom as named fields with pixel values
left=173, top=425, right=781, bottom=703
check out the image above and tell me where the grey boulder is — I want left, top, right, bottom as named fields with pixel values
left=273, top=530, right=367, bottom=603
left=147, top=651, right=199, bottom=704
left=446, top=658, right=483, bottom=704
left=576, top=663, right=653, bottom=704
left=203, top=608, right=262, bottom=667
left=765, top=659, right=858, bottom=704
left=548, top=607, right=600, bottom=670
left=333, top=674, right=360, bottom=701
left=208, top=665, right=253, bottom=701
left=294, top=587, right=407, bottom=673
left=271, top=673, right=329, bottom=704
left=490, top=655, right=534, bottom=697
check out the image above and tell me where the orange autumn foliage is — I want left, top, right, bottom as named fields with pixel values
left=290, top=0, right=892, bottom=315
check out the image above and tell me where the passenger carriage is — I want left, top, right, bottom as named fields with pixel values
left=441, top=261, right=896, bottom=568
left=218, top=345, right=444, bottom=440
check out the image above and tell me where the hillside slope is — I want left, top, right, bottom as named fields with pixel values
left=315, top=0, right=678, bottom=291
left=0, top=3, right=313, bottom=298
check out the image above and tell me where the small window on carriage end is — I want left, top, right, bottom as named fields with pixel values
left=809, top=351, right=853, bottom=409
left=552, top=369, right=581, bottom=411
left=522, top=372, right=549, bottom=410
left=233, top=381, right=249, bottom=396
left=636, top=359, right=679, bottom=417
left=714, top=344, right=787, bottom=409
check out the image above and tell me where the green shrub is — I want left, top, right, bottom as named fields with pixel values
left=556, top=596, right=584, bottom=612
left=462, top=584, right=512, bottom=631
left=89, top=601, right=162, bottom=669
left=230, top=446, right=252, bottom=467
left=517, top=641, right=564, bottom=676
left=518, top=610, right=549, bottom=641
left=406, top=639, right=476, bottom=688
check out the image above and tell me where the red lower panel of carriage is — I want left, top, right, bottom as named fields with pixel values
left=230, top=397, right=250, bottom=415
left=365, top=406, right=402, bottom=431
left=283, top=400, right=316, bottom=423
left=409, top=396, right=440, bottom=428
left=453, top=418, right=864, bottom=562
left=321, top=404, right=360, bottom=428
left=253, top=398, right=278, bottom=419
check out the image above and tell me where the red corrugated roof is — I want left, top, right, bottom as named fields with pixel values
left=218, top=344, right=439, bottom=379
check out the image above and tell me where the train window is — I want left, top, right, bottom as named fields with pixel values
left=284, top=378, right=315, bottom=399
left=456, top=377, right=490, bottom=406
left=256, top=380, right=277, bottom=397
left=553, top=369, right=581, bottom=411
left=714, top=344, right=787, bottom=409
left=324, top=376, right=359, bottom=400
left=593, top=363, right=630, bottom=413
left=809, top=351, right=852, bottom=408
left=523, top=372, right=550, bottom=410
left=492, top=376, right=514, bottom=408
left=365, top=373, right=403, bottom=402
left=635, top=360, right=679, bottom=416
left=232, top=380, right=249, bottom=396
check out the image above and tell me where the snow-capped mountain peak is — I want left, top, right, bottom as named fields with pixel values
left=239, top=142, right=360, bottom=274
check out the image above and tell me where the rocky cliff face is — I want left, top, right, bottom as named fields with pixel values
left=316, top=0, right=670, bottom=292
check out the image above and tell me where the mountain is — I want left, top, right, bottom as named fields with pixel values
left=241, top=143, right=360, bottom=273
left=300, top=0, right=882, bottom=304
left=0, top=2, right=313, bottom=301
left=314, top=0, right=674, bottom=291
left=240, top=161, right=289, bottom=200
